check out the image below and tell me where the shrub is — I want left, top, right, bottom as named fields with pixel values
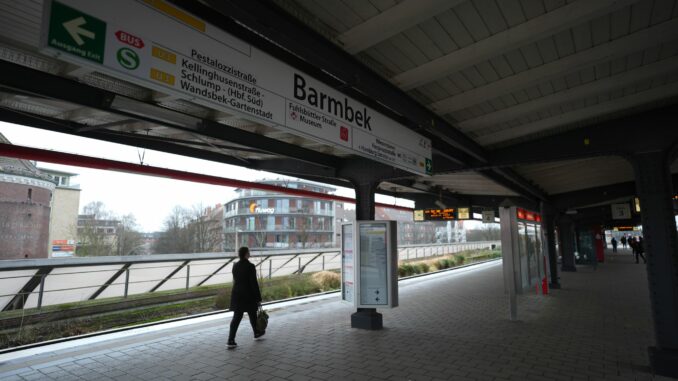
left=455, top=255, right=466, bottom=265
left=408, top=263, right=417, bottom=276
left=289, top=276, right=320, bottom=297
left=398, top=263, right=415, bottom=277
left=418, top=262, right=430, bottom=273
left=425, top=259, right=439, bottom=271
left=398, top=264, right=407, bottom=277
left=214, top=289, right=231, bottom=309
left=311, top=271, right=340, bottom=291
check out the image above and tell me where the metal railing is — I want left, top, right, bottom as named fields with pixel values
left=0, top=241, right=499, bottom=311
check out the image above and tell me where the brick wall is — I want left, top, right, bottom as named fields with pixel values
left=0, top=181, right=53, bottom=259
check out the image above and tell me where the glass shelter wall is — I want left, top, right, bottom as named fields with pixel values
left=502, top=207, right=547, bottom=294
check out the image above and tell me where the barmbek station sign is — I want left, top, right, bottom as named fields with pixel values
left=41, top=0, right=432, bottom=175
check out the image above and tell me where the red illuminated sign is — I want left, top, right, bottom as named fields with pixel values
left=516, top=208, right=526, bottom=219
left=517, top=208, right=541, bottom=222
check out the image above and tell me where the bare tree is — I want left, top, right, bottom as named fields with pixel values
left=466, top=224, right=501, bottom=242
left=153, top=206, right=193, bottom=254
left=154, top=205, right=225, bottom=254
left=189, top=204, right=224, bottom=252
left=82, top=201, right=112, bottom=220
left=249, top=216, right=268, bottom=249
left=297, top=216, right=315, bottom=248
left=116, top=214, right=144, bottom=255
left=77, top=201, right=116, bottom=257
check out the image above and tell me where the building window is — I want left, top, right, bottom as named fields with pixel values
left=27, top=188, right=32, bottom=201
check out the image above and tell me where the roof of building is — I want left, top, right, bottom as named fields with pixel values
left=0, top=133, right=56, bottom=183
left=38, top=167, right=79, bottom=177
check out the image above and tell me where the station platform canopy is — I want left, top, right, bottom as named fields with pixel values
left=0, top=0, right=677, bottom=222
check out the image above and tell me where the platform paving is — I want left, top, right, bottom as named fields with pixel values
left=0, top=250, right=670, bottom=380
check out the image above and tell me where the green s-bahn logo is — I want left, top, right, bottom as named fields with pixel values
left=116, top=47, right=139, bottom=70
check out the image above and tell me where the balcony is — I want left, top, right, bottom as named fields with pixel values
left=224, top=208, right=334, bottom=217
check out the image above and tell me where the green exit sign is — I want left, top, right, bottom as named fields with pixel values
left=47, top=1, right=107, bottom=63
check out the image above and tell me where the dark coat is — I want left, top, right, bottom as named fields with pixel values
left=230, top=259, right=262, bottom=312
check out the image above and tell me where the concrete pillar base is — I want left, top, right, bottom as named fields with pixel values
left=351, top=308, right=382, bottom=330
left=649, top=347, right=678, bottom=378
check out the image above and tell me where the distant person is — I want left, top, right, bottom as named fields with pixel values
left=228, top=247, right=264, bottom=348
left=635, top=236, right=647, bottom=264
left=620, top=235, right=627, bottom=249
left=611, top=237, right=617, bottom=253
left=628, top=236, right=636, bottom=257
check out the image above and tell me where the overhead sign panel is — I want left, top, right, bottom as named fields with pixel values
left=612, top=226, right=640, bottom=231
left=413, top=208, right=456, bottom=221
left=611, top=203, right=632, bottom=220
left=41, top=0, right=432, bottom=175
left=482, top=210, right=495, bottom=223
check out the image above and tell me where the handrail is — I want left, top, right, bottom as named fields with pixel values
left=0, top=241, right=499, bottom=311
left=0, top=247, right=340, bottom=271
left=398, top=241, right=498, bottom=248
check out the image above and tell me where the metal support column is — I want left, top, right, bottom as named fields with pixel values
left=541, top=203, right=560, bottom=288
left=499, top=203, right=518, bottom=320
left=351, top=179, right=382, bottom=330
left=632, top=151, right=678, bottom=378
left=338, top=158, right=403, bottom=330
left=558, top=216, right=577, bottom=272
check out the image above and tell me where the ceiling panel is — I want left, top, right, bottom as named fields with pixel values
left=418, top=17, right=459, bottom=55
left=427, top=171, right=518, bottom=196
left=280, top=0, right=678, bottom=157
left=341, top=0, right=381, bottom=20
left=474, top=0, right=508, bottom=35
left=403, top=26, right=444, bottom=61
left=436, top=8, right=475, bottom=48
left=520, top=0, right=547, bottom=20
left=515, top=157, right=634, bottom=195
left=455, top=2, right=490, bottom=42
left=496, top=1, right=526, bottom=27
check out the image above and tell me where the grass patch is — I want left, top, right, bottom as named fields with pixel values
left=398, top=249, right=501, bottom=278
left=0, top=298, right=215, bottom=348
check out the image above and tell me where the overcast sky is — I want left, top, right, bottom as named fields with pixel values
left=0, top=122, right=413, bottom=232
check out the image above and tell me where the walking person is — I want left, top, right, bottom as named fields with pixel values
left=611, top=237, right=618, bottom=253
left=620, top=235, right=627, bottom=249
left=228, top=247, right=265, bottom=348
left=635, top=236, right=647, bottom=264
left=628, top=236, right=636, bottom=257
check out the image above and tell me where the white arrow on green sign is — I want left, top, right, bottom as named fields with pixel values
left=63, top=16, right=95, bottom=46
left=47, top=1, right=106, bottom=63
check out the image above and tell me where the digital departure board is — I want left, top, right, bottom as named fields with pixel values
left=413, top=208, right=456, bottom=221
